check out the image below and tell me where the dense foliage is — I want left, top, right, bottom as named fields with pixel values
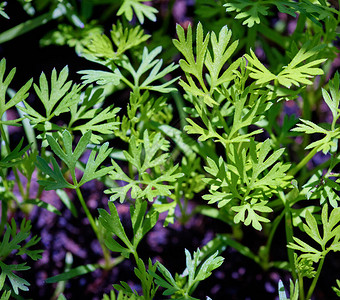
left=0, top=0, right=340, bottom=299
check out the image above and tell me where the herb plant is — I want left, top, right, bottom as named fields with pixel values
left=0, top=0, right=340, bottom=299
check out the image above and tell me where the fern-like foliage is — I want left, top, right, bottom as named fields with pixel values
left=225, top=0, right=338, bottom=28
left=173, top=23, right=240, bottom=107
left=288, top=204, right=340, bottom=263
left=0, top=139, right=30, bottom=168
left=203, top=139, right=291, bottom=230
left=0, top=219, right=43, bottom=295
left=245, top=41, right=326, bottom=88
left=117, top=0, right=158, bottom=24
left=81, top=28, right=177, bottom=93
left=69, top=87, right=121, bottom=144
left=292, top=72, right=340, bottom=154
left=149, top=248, right=224, bottom=300
left=118, top=46, right=179, bottom=93
left=302, top=169, right=340, bottom=208
left=98, top=199, right=158, bottom=259
left=83, top=22, right=149, bottom=63
left=20, top=67, right=120, bottom=144
left=105, top=130, right=183, bottom=203
left=36, top=130, right=113, bottom=190
left=0, top=58, right=32, bottom=127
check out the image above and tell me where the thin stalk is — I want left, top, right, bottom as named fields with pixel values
left=279, top=190, right=297, bottom=281
left=75, top=187, right=111, bottom=268
left=262, top=209, right=285, bottom=269
left=120, top=75, right=134, bottom=90
left=0, top=200, right=8, bottom=235
left=285, top=207, right=297, bottom=281
left=298, top=273, right=305, bottom=300
left=306, top=258, right=325, bottom=300
left=288, top=147, right=319, bottom=177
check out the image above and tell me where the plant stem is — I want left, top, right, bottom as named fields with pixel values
left=306, top=258, right=325, bottom=300
left=298, top=273, right=305, bottom=300
left=75, top=187, right=111, bottom=268
left=288, top=146, right=319, bottom=177
left=279, top=190, right=297, bottom=281
left=262, top=209, right=285, bottom=269
left=0, top=124, right=26, bottom=201
left=0, top=200, right=8, bottom=235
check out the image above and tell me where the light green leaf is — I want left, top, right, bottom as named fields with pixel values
left=224, top=1, right=269, bottom=27
left=117, top=0, right=158, bottom=24
left=45, top=264, right=99, bottom=283
left=232, top=200, right=272, bottom=231
left=120, top=46, right=178, bottom=93
left=106, top=131, right=183, bottom=202
left=245, top=42, right=326, bottom=88
left=0, top=59, right=32, bottom=125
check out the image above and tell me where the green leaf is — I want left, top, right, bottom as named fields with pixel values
left=150, top=248, right=224, bottom=298
left=0, top=138, right=30, bottom=168
left=232, top=200, right=272, bottom=231
left=173, top=23, right=239, bottom=105
left=47, top=130, right=91, bottom=173
left=224, top=1, right=269, bottom=27
left=22, top=198, right=61, bottom=216
left=322, top=72, right=340, bottom=126
left=120, top=46, right=178, bottom=93
left=0, top=59, right=32, bottom=125
left=130, top=199, right=159, bottom=246
left=0, top=290, right=11, bottom=300
left=303, top=170, right=340, bottom=208
left=205, top=25, right=240, bottom=88
left=19, top=66, right=81, bottom=129
left=0, top=219, right=41, bottom=259
left=106, top=131, right=183, bottom=202
left=245, top=41, right=326, bottom=88
left=78, top=69, right=122, bottom=86
left=292, top=119, right=340, bottom=154
left=0, top=262, right=30, bottom=295
left=278, top=279, right=299, bottom=300
left=117, top=0, right=158, bottom=24
left=37, top=130, right=114, bottom=189
left=288, top=204, right=340, bottom=262
left=45, top=264, right=99, bottom=283
left=0, top=219, right=43, bottom=295
left=332, top=279, right=340, bottom=297
left=78, top=142, right=114, bottom=186
left=98, top=202, right=133, bottom=256
left=0, top=2, right=9, bottom=20
left=36, top=156, right=75, bottom=191
left=69, top=87, right=121, bottom=144
left=111, top=21, right=150, bottom=56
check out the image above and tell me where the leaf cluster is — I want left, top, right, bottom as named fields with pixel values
left=0, top=219, right=43, bottom=295
left=105, top=131, right=183, bottom=203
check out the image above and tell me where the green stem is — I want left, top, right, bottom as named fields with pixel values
left=288, top=147, right=319, bottom=177
left=279, top=190, right=297, bottom=281
left=120, top=75, right=135, bottom=90
left=298, top=273, right=305, bottom=300
left=75, top=187, right=111, bottom=268
left=262, top=209, right=285, bottom=269
left=76, top=187, right=98, bottom=235
left=306, top=258, right=325, bottom=300
left=0, top=200, right=8, bottom=235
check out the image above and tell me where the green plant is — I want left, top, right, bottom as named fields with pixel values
left=0, top=0, right=340, bottom=299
